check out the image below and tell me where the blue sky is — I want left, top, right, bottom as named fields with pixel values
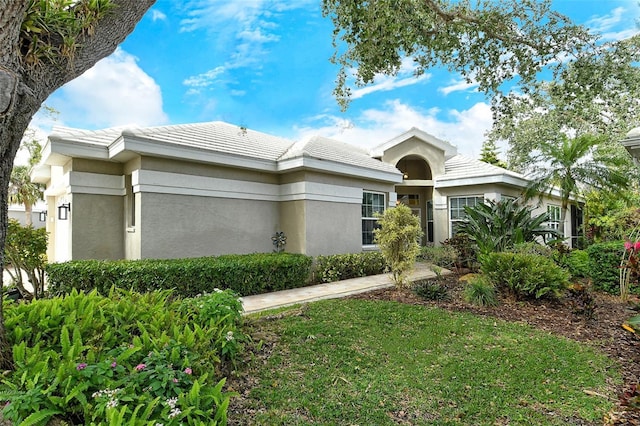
left=28, top=0, right=640, bottom=164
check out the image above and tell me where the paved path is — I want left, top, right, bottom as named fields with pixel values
left=241, top=262, right=443, bottom=315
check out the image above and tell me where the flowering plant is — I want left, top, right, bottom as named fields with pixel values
left=621, top=235, right=640, bottom=300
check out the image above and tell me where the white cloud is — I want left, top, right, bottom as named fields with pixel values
left=183, top=66, right=226, bottom=89
left=586, top=6, right=640, bottom=41
left=53, top=48, right=168, bottom=128
left=438, top=78, right=480, bottom=96
left=349, top=58, right=432, bottom=100
left=150, top=9, right=167, bottom=22
left=293, top=100, right=494, bottom=158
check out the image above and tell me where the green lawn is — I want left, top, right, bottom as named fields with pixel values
left=233, top=299, right=619, bottom=425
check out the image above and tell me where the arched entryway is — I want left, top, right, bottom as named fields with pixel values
left=395, top=156, right=434, bottom=244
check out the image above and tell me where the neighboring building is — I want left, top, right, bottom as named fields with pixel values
left=32, top=122, right=581, bottom=262
left=621, top=127, right=640, bottom=161
left=8, top=202, right=47, bottom=229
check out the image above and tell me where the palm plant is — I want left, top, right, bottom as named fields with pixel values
left=9, top=139, right=44, bottom=227
left=457, top=198, right=558, bottom=255
left=524, top=134, right=631, bottom=237
left=9, top=165, right=43, bottom=227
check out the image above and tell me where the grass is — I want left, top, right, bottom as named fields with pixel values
left=235, top=299, right=619, bottom=425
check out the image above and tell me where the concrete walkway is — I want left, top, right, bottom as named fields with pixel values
left=240, top=262, right=441, bottom=315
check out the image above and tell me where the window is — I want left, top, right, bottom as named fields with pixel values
left=547, top=205, right=561, bottom=236
left=449, top=196, right=484, bottom=236
left=362, top=191, right=385, bottom=245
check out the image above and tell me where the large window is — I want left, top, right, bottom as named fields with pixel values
left=362, top=191, right=385, bottom=245
left=449, top=196, right=484, bottom=236
left=547, top=205, right=562, bottom=237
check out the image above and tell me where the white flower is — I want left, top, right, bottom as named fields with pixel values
left=106, top=398, right=118, bottom=408
left=168, top=407, right=182, bottom=419
left=166, top=397, right=178, bottom=409
left=225, top=331, right=234, bottom=341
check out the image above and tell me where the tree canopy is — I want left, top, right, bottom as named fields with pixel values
left=322, top=0, right=593, bottom=110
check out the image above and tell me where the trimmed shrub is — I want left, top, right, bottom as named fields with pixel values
left=1, top=288, right=243, bottom=424
left=313, top=251, right=387, bottom=283
left=46, top=253, right=313, bottom=297
left=586, top=241, right=624, bottom=294
left=463, top=275, right=498, bottom=306
left=418, top=245, right=458, bottom=269
left=480, top=252, right=569, bottom=299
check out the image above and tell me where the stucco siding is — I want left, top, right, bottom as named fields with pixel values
left=304, top=200, right=361, bottom=256
left=71, top=193, right=124, bottom=260
left=138, top=193, right=278, bottom=259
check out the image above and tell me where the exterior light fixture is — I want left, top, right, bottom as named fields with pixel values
left=58, top=203, right=71, bottom=220
left=38, top=211, right=47, bottom=222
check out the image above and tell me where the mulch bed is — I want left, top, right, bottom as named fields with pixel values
left=349, top=272, right=640, bottom=425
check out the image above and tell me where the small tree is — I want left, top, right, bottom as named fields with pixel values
left=4, top=219, right=47, bottom=299
left=374, top=204, right=422, bottom=287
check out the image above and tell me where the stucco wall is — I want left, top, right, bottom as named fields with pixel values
left=138, top=193, right=279, bottom=259
left=381, top=136, right=446, bottom=178
left=304, top=200, right=362, bottom=256
left=70, top=193, right=124, bottom=260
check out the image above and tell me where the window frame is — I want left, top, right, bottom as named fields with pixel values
left=362, top=191, right=386, bottom=247
left=449, top=195, right=484, bottom=237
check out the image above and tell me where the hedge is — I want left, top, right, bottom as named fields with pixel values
left=586, top=241, right=624, bottom=294
left=313, top=251, right=387, bottom=283
left=46, top=253, right=313, bottom=297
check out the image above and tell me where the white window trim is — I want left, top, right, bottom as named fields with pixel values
left=449, top=195, right=484, bottom=238
left=362, top=190, right=386, bottom=248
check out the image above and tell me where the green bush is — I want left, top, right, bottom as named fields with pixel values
left=46, top=253, right=313, bottom=297
left=374, top=204, right=422, bottom=287
left=480, top=252, right=569, bottom=299
left=463, top=275, right=498, bottom=306
left=511, top=242, right=553, bottom=257
left=5, top=219, right=48, bottom=299
left=586, top=241, right=624, bottom=294
left=564, top=249, right=590, bottom=278
left=1, top=288, right=244, bottom=424
left=412, top=279, right=449, bottom=301
left=313, top=252, right=387, bottom=283
left=443, top=234, right=477, bottom=270
left=418, top=245, right=458, bottom=269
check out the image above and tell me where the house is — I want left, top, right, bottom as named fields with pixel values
left=32, top=122, right=581, bottom=262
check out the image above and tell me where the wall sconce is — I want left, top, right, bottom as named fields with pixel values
left=58, top=203, right=71, bottom=220
left=38, top=211, right=47, bottom=222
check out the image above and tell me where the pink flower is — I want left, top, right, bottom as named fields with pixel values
left=135, top=363, right=146, bottom=371
left=173, top=378, right=179, bottom=383
left=76, top=363, right=87, bottom=371
left=634, top=241, right=640, bottom=251
left=625, top=241, right=633, bottom=250
left=184, top=367, right=192, bottom=375
left=110, top=361, right=117, bottom=368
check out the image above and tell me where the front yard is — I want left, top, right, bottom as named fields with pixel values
left=228, top=280, right=630, bottom=425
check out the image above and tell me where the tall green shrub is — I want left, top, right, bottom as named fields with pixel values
left=586, top=241, right=624, bottom=294
left=374, top=204, right=422, bottom=287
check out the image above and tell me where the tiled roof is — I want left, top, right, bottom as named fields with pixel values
left=279, top=135, right=398, bottom=173
left=49, top=126, right=123, bottom=146
left=438, top=155, right=528, bottom=186
left=122, top=121, right=293, bottom=161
